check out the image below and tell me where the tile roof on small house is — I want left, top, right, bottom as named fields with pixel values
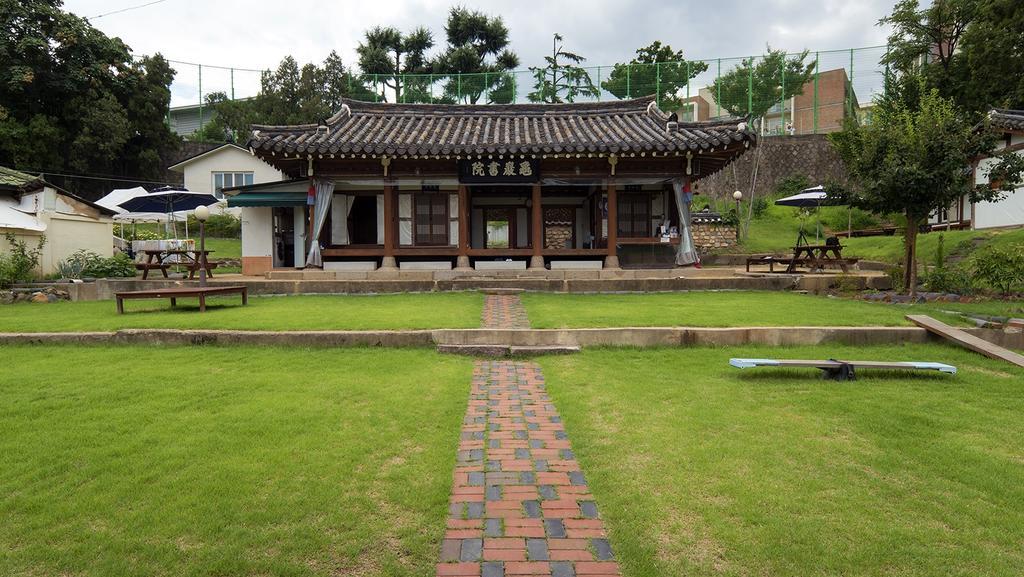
left=989, top=109, right=1024, bottom=132
left=0, top=166, right=45, bottom=192
left=247, top=96, right=756, bottom=158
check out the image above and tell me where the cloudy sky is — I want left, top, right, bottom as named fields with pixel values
left=63, top=0, right=898, bottom=107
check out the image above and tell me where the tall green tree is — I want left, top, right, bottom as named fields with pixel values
left=196, top=52, right=373, bottom=142
left=828, top=75, right=1024, bottom=293
left=601, top=41, right=708, bottom=110
left=528, top=33, right=599, bottom=104
left=432, top=7, right=519, bottom=104
left=709, top=47, right=816, bottom=126
left=881, top=0, right=1023, bottom=114
left=0, top=0, right=179, bottom=195
left=356, top=25, right=434, bottom=103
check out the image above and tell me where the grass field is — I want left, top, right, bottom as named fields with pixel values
left=0, top=346, right=472, bottom=577
left=0, top=292, right=484, bottom=332
left=521, top=291, right=968, bottom=328
left=540, top=344, right=1024, bottom=577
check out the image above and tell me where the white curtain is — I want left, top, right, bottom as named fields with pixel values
left=331, top=194, right=354, bottom=245
left=305, top=179, right=335, bottom=267
left=671, top=179, right=700, bottom=266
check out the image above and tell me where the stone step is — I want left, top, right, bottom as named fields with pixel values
left=436, top=344, right=580, bottom=357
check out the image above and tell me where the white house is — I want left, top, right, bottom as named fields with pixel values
left=0, top=167, right=116, bottom=275
left=931, top=109, right=1024, bottom=230
left=168, top=143, right=293, bottom=275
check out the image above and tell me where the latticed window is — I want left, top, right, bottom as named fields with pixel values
left=617, top=195, right=650, bottom=237
left=415, top=194, right=449, bottom=245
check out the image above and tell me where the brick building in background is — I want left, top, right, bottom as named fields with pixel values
left=679, top=68, right=859, bottom=135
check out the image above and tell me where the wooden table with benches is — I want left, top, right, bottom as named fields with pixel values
left=115, top=285, right=247, bottom=313
left=137, top=249, right=219, bottom=280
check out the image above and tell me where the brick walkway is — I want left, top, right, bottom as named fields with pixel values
left=481, top=295, right=530, bottom=329
left=438, top=361, right=620, bottom=577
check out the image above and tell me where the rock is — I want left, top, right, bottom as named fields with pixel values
left=30, top=292, right=50, bottom=303
left=46, top=293, right=59, bottom=303
left=0, top=291, right=14, bottom=304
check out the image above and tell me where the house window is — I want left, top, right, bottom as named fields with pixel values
left=212, top=172, right=254, bottom=199
left=414, top=193, right=449, bottom=245
left=618, top=195, right=650, bottom=237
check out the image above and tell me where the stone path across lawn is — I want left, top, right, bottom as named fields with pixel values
left=481, top=295, right=530, bottom=329
left=438, top=360, right=620, bottom=577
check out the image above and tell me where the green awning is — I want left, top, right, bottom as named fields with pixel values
left=227, top=192, right=307, bottom=207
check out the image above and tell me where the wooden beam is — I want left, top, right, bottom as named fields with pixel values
left=605, top=182, right=619, bottom=268
left=381, top=183, right=397, bottom=268
left=530, top=183, right=543, bottom=269
left=907, top=314, right=1024, bottom=368
left=457, top=184, right=470, bottom=268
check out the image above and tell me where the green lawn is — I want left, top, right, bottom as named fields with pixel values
left=0, top=345, right=472, bottom=577
left=540, top=344, right=1024, bottom=577
left=740, top=203, right=1024, bottom=266
left=521, top=291, right=959, bottom=328
left=0, top=292, right=483, bottom=332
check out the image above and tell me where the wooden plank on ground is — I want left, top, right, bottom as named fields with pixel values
left=907, top=314, right=1024, bottom=368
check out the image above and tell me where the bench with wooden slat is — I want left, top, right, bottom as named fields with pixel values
left=115, top=285, right=247, bottom=314
left=134, top=262, right=171, bottom=279
left=729, top=358, right=957, bottom=381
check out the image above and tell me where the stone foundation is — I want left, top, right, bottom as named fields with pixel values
left=692, top=223, right=737, bottom=252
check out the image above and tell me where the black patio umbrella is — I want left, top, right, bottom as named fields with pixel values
left=775, top=185, right=848, bottom=243
left=117, top=187, right=218, bottom=214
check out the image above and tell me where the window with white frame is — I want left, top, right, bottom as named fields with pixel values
left=212, top=172, right=254, bottom=199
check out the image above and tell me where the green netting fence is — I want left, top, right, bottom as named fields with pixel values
left=171, top=45, right=889, bottom=137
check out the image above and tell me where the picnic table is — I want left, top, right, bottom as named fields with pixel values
left=785, top=243, right=852, bottom=273
left=137, top=249, right=218, bottom=280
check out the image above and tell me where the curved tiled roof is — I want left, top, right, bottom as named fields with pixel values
left=248, top=96, right=756, bottom=158
left=989, top=109, right=1024, bottom=132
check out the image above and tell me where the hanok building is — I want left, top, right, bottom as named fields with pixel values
left=226, top=96, right=756, bottom=275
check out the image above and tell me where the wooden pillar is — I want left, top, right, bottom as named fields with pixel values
left=380, top=183, right=397, bottom=269
left=456, top=185, right=471, bottom=269
left=529, top=183, right=544, bottom=269
left=605, top=182, right=619, bottom=268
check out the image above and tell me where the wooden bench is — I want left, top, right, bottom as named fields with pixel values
left=180, top=259, right=222, bottom=279
left=745, top=256, right=805, bottom=272
left=135, top=262, right=170, bottom=279
left=115, top=285, right=248, bottom=314
left=729, top=358, right=957, bottom=381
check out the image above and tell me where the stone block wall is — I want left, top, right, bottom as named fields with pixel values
left=692, top=223, right=736, bottom=252
left=696, top=134, right=847, bottom=202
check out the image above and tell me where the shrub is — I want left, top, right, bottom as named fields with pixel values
left=972, top=245, right=1024, bottom=295
left=922, top=265, right=975, bottom=294
left=1, top=233, right=46, bottom=288
left=81, top=253, right=136, bottom=278
left=751, top=196, right=769, bottom=219
left=773, top=174, right=812, bottom=199
left=119, top=227, right=163, bottom=242
left=822, top=207, right=880, bottom=232
left=886, top=265, right=905, bottom=293
left=185, top=213, right=240, bottom=238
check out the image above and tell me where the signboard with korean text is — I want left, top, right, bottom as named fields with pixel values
left=457, top=158, right=539, bottom=183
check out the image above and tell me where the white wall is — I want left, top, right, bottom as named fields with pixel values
left=176, top=146, right=282, bottom=198
left=241, top=207, right=273, bottom=259
left=973, top=135, right=1024, bottom=229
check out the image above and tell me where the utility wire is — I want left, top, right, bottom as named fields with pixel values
left=2, top=165, right=178, bottom=187
left=88, top=0, right=169, bottom=20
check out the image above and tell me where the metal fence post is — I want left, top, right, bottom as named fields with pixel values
left=781, top=60, right=785, bottom=135
left=626, top=64, right=631, bottom=99
left=597, top=66, right=601, bottom=101
left=716, top=58, right=721, bottom=117
left=230, top=68, right=235, bottom=100
left=458, top=74, right=462, bottom=101
left=747, top=58, right=753, bottom=119
left=198, top=64, right=203, bottom=131
left=813, top=53, right=820, bottom=134
left=849, top=48, right=855, bottom=117
left=656, top=62, right=661, bottom=107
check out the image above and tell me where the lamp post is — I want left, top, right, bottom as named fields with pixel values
left=732, top=190, right=743, bottom=242
left=195, top=205, right=209, bottom=287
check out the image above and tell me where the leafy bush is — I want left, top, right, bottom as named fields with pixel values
left=886, top=265, right=905, bottom=293
left=751, top=196, right=769, bottom=219
left=922, top=265, right=975, bottom=294
left=185, top=213, right=240, bottom=238
left=822, top=207, right=880, bottom=232
left=119, top=227, right=163, bottom=242
left=1, top=233, right=46, bottom=288
left=971, top=245, right=1024, bottom=295
left=58, top=250, right=136, bottom=279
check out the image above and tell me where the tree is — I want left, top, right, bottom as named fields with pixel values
left=356, top=25, right=434, bottom=103
left=528, top=34, right=599, bottom=104
left=601, top=41, right=708, bottom=110
left=0, top=0, right=179, bottom=196
left=828, top=75, right=1024, bottom=294
left=879, top=0, right=1023, bottom=115
left=432, top=7, right=519, bottom=104
left=709, top=47, right=816, bottom=126
left=196, top=52, right=374, bottom=142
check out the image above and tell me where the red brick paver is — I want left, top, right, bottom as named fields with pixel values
left=438, top=361, right=620, bottom=577
left=481, top=295, right=530, bottom=329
